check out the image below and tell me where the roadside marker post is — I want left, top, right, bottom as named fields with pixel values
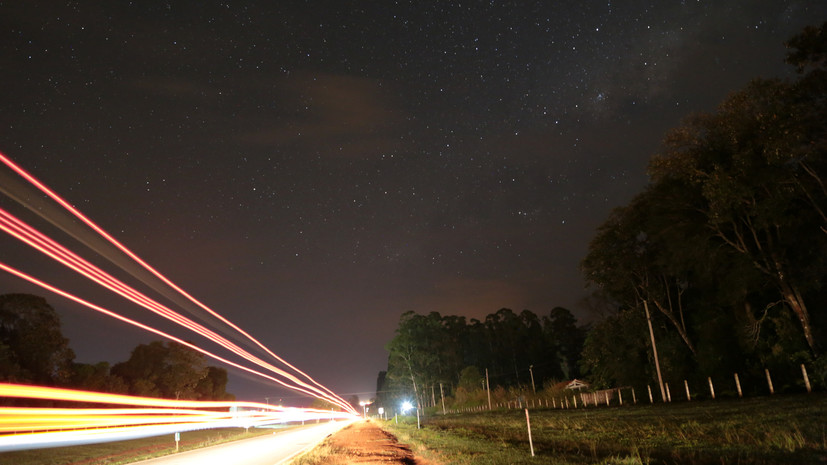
left=175, top=432, right=180, bottom=452
left=525, top=409, right=535, bottom=457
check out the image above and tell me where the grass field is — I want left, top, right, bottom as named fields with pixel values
left=0, top=426, right=286, bottom=465
left=381, top=394, right=827, bottom=464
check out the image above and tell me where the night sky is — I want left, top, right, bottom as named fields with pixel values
left=1, top=1, right=825, bottom=403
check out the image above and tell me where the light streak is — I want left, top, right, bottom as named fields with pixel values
left=0, top=261, right=352, bottom=407
left=0, top=208, right=350, bottom=411
left=0, top=383, right=356, bottom=452
left=0, top=151, right=359, bottom=416
left=0, top=151, right=345, bottom=408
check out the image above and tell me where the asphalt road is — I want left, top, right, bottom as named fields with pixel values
left=130, top=419, right=356, bottom=465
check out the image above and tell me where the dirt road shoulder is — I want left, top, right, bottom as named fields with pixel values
left=292, top=419, right=433, bottom=465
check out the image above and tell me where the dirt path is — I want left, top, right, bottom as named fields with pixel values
left=320, top=420, right=432, bottom=465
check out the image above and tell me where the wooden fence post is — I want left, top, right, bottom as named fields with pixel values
left=604, top=391, right=610, bottom=406
left=632, top=387, right=637, bottom=404
left=734, top=373, right=743, bottom=398
left=647, top=384, right=653, bottom=403
left=525, top=409, right=535, bottom=457
left=665, top=382, right=672, bottom=402
left=765, top=369, right=774, bottom=395
left=618, top=388, right=623, bottom=406
left=684, top=379, right=691, bottom=401
left=708, top=377, right=715, bottom=399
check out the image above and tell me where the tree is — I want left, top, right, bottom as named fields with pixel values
left=0, top=293, right=75, bottom=385
left=385, top=311, right=441, bottom=410
left=70, top=361, right=127, bottom=394
left=581, top=187, right=700, bottom=359
left=484, top=308, right=541, bottom=385
left=649, top=76, right=827, bottom=353
left=112, top=340, right=209, bottom=399
left=579, top=25, right=827, bottom=389
left=457, top=366, right=482, bottom=392
left=785, top=22, right=826, bottom=74
left=544, top=307, right=586, bottom=379
left=194, top=366, right=234, bottom=400
left=580, top=309, right=651, bottom=388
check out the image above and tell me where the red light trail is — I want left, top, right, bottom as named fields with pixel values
left=0, top=261, right=348, bottom=405
left=0, top=150, right=361, bottom=436
left=0, top=207, right=347, bottom=408
left=0, top=151, right=349, bottom=411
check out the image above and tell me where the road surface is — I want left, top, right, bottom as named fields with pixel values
left=130, top=419, right=356, bottom=465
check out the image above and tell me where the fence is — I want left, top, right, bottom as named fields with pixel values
left=439, top=363, right=816, bottom=415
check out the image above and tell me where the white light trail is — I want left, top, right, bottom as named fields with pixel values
left=0, top=384, right=356, bottom=452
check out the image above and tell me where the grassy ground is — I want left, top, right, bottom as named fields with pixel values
left=0, top=426, right=288, bottom=465
left=381, top=394, right=827, bottom=465
left=290, top=442, right=347, bottom=465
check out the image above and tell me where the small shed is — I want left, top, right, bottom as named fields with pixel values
left=565, top=379, right=590, bottom=391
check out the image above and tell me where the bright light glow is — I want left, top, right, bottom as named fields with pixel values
left=0, top=383, right=357, bottom=452
left=401, top=401, right=413, bottom=413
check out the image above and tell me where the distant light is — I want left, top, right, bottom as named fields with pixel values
left=401, top=401, right=413, bottom=413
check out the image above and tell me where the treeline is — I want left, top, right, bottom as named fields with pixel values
left=377, top=307, right=587, bottom=410
left=580, top=23, right=827, bottom=393
left=0, top=293, right=233, bottom=401
left=378, top=24, right=827, bottom=410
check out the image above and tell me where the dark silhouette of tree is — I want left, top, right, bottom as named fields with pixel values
left=0, top=293, right=75, bottom=385
left=69, top=361, right=127, bottom=393
left=544, top=307, right=586, bottom=379
left=580, top=24, right=827, bottom=389
left=112, top=340, right=208, bottom=399
left=580, top=309, right=650, bottom=388
left=457, top=366, right=482, bottom=392
left=194, top=366, right=234, bottom=400
left=785, top=22, right=826, bottom=74
left=650, top=76, right=826, bottom=353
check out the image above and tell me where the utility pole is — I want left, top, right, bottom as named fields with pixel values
left=485, top=368, right=492, bottom=410
left=529, top=365, right=536, bottom=394
left=643, top=300, right=666, bottom=402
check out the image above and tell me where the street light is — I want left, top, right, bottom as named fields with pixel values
left=400, top=400, right=420, bottom=429
left=359, top=401, right=372, bottom=419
